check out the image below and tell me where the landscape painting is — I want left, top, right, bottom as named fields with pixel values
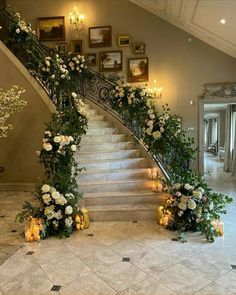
left=128, top=57, right=148, bottom=82
left=89, top=26, right=112, bottom=48
left=37, top=16, right=65, bottom=41
left=99, top=51, right=122, bottom=72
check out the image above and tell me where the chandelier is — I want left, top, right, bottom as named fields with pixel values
left=69, top=6, right=85, bottom=32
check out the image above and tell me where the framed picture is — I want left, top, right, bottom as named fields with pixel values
left=118, top=35, right=131, bottom=47
left=99, top=51, right=122, bottom=72
left=70, top=40, right=82, bottom=54
left=133, top=42, right=145, bottom=54
left=128, top=57, right=148, bottom=82
left=55, top=42, right=67, bottom=54
left=89, top=26, right=112, bottom=48
left=86, top=53, right=97, bottom=66
left=37, top=16, right=65, bottom=41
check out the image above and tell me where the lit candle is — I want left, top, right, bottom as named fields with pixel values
left=81, top=208, right=90, bottom=229
left=163, top=215, right=169, bottom=226
left=156, top=206, right=164, bottom=224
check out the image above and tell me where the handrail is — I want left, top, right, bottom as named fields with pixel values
left=0, top=3, right=171, bottom=181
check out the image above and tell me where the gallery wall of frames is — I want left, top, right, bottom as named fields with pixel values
left=37, top=16, right=148, bottom=83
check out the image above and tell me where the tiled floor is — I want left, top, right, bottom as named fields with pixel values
left=0, top=155, right=236, bottom=295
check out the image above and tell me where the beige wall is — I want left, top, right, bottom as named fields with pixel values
left=6, top=0, right=236, bottom=170
left=0, top=43, right=52, bottom=184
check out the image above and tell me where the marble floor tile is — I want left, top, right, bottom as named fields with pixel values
left=110, top=239, right=150, bottom=258
left=181, top=252, right=232, bottom=280
left=77, top=246, right=122, bottom=271
left=120, top=277, right=177, bottom=295
left=60, top=273, right=116, bottom=295
left=158, top=264, right=210, bottom=295
left=215, top=270, right=236, bottom=293
left=131, top=249, right=180, bottom=278
left=195, top=282, right=234, bottom=295
left=96, top=261, right=149, bottom=292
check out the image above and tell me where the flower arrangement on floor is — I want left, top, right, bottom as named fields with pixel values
left=0, top=85, right=27, bottom=137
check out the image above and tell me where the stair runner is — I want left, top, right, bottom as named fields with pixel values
left=76, top=103, right=167, bottom=221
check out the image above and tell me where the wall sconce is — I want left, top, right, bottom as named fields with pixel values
left=69, top=6, right=85, bottom=32
left=148, top=80, right=162, bottom=99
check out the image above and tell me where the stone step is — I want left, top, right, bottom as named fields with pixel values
left=78, top=158, right=148, bottom=170
left=79, top=179, right=153, bottom=193
left=77, top=149, right=139, bottom=161
left=87, top=114, right=105, bottom=121
left=85, top=204, right=158, bottom=221
left=77, top=168, right=149, bottom=182
left=79, top=191, right=167, bottom=206
left=81, top=134, right=127, bottom=144
left=85, top=109, right=98, bottom=116
left=80, top=142, right=133, bottom=152
left=88, top=120, right=111, bottom=128
left=86, top=127, right=119, bottom=135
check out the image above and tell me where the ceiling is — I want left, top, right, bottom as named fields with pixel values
left=130, top=0, right=236, bottom=58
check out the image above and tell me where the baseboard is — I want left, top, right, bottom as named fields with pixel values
left=0, top=183, right=35, bottom=191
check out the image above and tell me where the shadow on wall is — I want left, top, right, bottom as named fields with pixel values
left=0, top=42, right=54, bottom=186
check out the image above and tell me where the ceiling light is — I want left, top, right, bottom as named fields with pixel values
left=220, top=18, right=226, bottom=24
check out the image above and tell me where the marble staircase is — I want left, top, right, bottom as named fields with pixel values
left=76, top=103, right=167, bottom=221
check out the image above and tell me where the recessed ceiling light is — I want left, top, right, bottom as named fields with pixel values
left=220, top=18, right=226, bottom=24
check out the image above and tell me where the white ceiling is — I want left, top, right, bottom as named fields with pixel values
left=130, top=0, right=236, bottom=58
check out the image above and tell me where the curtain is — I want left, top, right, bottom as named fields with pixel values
left=224, top=105, right=233, bottom=172
left=211, top=118, right=218, bottom=144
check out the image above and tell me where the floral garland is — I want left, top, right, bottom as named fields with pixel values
left=110, top=82, right=232, bottom=242
left=0, top=85, right=27, bottom=137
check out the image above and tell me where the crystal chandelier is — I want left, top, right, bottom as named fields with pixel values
left=69, top=6, right=85, bottom=32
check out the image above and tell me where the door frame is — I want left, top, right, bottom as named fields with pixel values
left=198, top=83, right=236, bottom=174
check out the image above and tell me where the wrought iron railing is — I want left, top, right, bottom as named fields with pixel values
left=0, top=3, right=170, bottom=181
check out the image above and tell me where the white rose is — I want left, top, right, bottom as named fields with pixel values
left=147, top=120, right=153, bottom=126
left=15, top=28, right=20, bottom=34
left=148, top=109, right=153, bottom=115
left=198, top=187, right=205, bottom=194
left=65, top=216, right=73, bottom=227
left=149, top=114, right=155, bottom=119
left=152, top=131, right=161, bottom=140
left=54, top=136, right=61, bottom=143
left=178, top=202, right=187, bottom=211
left=65, top=205, right=73, bottom=215
left=175, top=191, right=181, bottom=197
left=192, top=190, right=202, bottom=199
left=184, top=183, right=193, bottom=190
left=180, top=195, right=189, bottom=203
left=51, top=191, right=60, bottom=200
left=55, top=195, right=67, bottom=205
left=71, top=92, right=77, bottom=98
left=45, top=60, right=50, bottom=67
left=71, top=144, right=77, bottom=152
left=69, top=136, right=74, bottom=142
left=54, top=210, right=62, bottom=220
left=160, top=127, right=165, bottom=133
left=188, top=199, right=197, bottom=210
left=146, top=127, right=153, bottom=136
left=209, top=202, right=214, bottom=210
left=42, top=184, right=51, bottom=193
left=51, top=74, right=55, bottom=79
left=43, top=143, right=52, bottom=151
left=45, top=131, right=52, bottom=137
left=42, top=193, right=51, bottom=205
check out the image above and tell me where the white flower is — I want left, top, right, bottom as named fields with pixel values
left=55, top=195, right=67, bottom=205
left=15, top=28, right=20, bottom=34
left=69, top=136, right=74, bottom=142
left=43, top=143, right=52, bottom=151
left=51, top=191, right=60, bottom=200
left=146, top=127, right=153, bottom=136
left=148, top=109, right=153, bottom=115
left=71, top=144, right=77, bottom=152
left=128, top=97, right=132, bottom=105
left=184, top=183, right=193, bottom=190
left=164, top=113, right=169, bottom=120
left=180, top=195, right=189, bottom=203
left=42, top=184, right=51, bottom=193
left=71, top=92, right=77, bottom=98
left=198, top=187, right=205, bottom=194
left=175, top=191, right=181, bottom=197
left=178, top=211, right=184, bottom=217
left=149, top=114, right=155, bottom=120
left=188, top=199, right=197, bottom=210
left=178, top=202, right=187, bottom=211
left=65, top=216, right=73, bottom=227
left=209, top=202, right=214, bottom=210
left=192, top=190, right=202, bottom=199
left=42, top=193, right=51, bottom=205
left=54, top=136, right=61, bottom=143
left=53, top=220, right=59, bottom=228
left=45, top=60, right=50, bottom=67
left=51, top=74, right=55, bottom=79
left=147, top=120, right=153, bottom=126
left=44, top=205, right=55, bottom=217
left=152, top=131, right=161, bottom=140
left=172, top=183, right=181, bottom=190
left=160, top=127, right=165, bottom=133
left=65, top=205, right=73, bottom=215
left=54, top=210, right=62, bottom=220
left=45, top=131, right=52, bottom=137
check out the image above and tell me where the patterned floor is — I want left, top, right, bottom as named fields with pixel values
left=0, top=155, right=236, bottom=295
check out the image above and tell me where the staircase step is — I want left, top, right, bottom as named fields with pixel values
left=77, top=149, right=139, bottom=161
left=87, top=114, right=105, bottom=121
left=79, top=191, right=167, bottom=206
left=78, top=158, right=148, bottom=170
left=81, top=134, right=127, bottom=144
left=86, top=127, right=119, bottom=135
left=77, top=168, right=149, bottom=181
left=85, top=204, right=159, bottom=221
left=88, top=121, right=110, bottom=128
left=80, top=142, right=133, bottom=152
left=79, top=179, right=153, bottom=193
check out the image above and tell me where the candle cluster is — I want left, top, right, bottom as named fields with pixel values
left=211, top=220, right=224, bottom=236
left=76, top=208, right=90, bottom=230
left=156, top=206, right=172, bottom=226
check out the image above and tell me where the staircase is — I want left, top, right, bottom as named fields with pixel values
left=76, top=102, right=167, bottom=221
